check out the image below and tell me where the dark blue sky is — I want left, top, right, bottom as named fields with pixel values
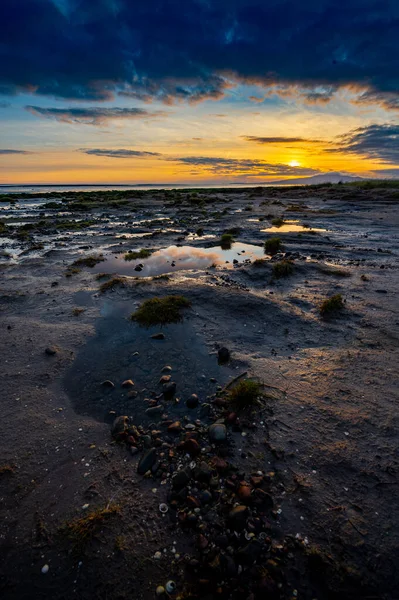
left=1, top=0, right=398, bottom=183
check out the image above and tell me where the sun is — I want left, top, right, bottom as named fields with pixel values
left=288, top=159, right=301, bottom=167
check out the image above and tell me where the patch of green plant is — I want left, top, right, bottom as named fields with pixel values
left=95, top=272, right=111, bottom=280
left=252, top=258, right=267, bottom=267
left=56, top=219, right=95, bottom=230
left=317, top=264, right=351, bottom=278
left=220, top=233, right=234, bottom=248
left=196, top=227, right=204, bottom=236
left=61, top=503, right=120, bottom=553
left=65, top=266, right=81, bottom=277
left=264, top=237, right=283, bottom=255
left=131, top=295, right=191, bottom=327
left=271, top=217, right=285, bottom=227
left=99, top=276, right=126, bottom=293
left=228, top=380, right=261, bottom=410
left=72, top=307, right=85, bottom=316
left=124, top=248, right=152, bottom=261
left=0, top=222, right=8, bottom=234
left=320, top=293, right=344, bottom=317
left=72, top=255, right=105, bottom=268
left=272, top=260, right=294, bottom=279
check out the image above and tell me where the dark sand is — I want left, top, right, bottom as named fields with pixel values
left=0, top=185, right=398, bottom=599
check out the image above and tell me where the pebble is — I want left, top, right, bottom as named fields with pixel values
left=111, top=415, right=129, bottom=440
left=159, top=375, right=171, bottom=384
left=163, top=381, right=177, bottom=396
left=45, top=346, right=57, bottom=356
left=101, top=380, right=115, bottom=388
left=162, top=365, right=172, bottom=372
left=137, top=448, right=157, bottom=475
left=121, top=379, right=134, bottom=388
left=156, top=586, right=165, bottom=596
left=165, top=581, right=177, bottom=595
left=186, top=393, right=199, bottom=409
left=208, top=423, right=227, bottom=442
left=218, top=347, right=230, bottom=363
left=151, top=333, right=165, bottom=340
left=41, top=564, right=49, bottom=574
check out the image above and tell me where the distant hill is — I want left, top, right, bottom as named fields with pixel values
left=267, top=172, right=364, bottom=185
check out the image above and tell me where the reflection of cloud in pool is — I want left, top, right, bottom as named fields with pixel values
left=93, top=243, right=265, bottom=277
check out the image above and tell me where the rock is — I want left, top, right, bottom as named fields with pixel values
left=197, top=534, right=209, bottom=550
left=163, top=381, right=177, bottom=396
left=167, top=421, right=181, bottom=433
left=142, top=434, right=152, bottom=448
left=237, top=483, right=252, bottom=503
left=111, top=415, right=129, bottom=440
left=121, top=379, right=134, bottom=388
left=228, top=505, right=248, bottom=528
left=253, top=489, right=274, bottom=510
left=172, top=468, right=191, bottom=490
left=250, top=475, right=264, bottom=487
left=186, top=393, right=199, bottom=409
left=156, top=586, right=165, bottom=596
left=183, top=438, right=201, bottom=456
left=165, top=581, right=177, bottom=595
left=162, top=365, right=172, bottom=373
left=101, top=379, right=115, bottom=388
left=236, top=539, right=263, bottom=564
left=151, top=333, right=165, bottom=340
left=45, top=346, right=57, bottom=356
left=159, top=375, right=171, bottom=384
left=218, top=347, right=230, bottom=363
left=200, top=490, right=213, bottom=504
left=134, top=264, right=143, bottom=272
left=130, top=446, right=139, bottom=456
left=208, top=423, right=227, bottom=442
left=194, top=461, right=212, bottom=482
left=137, top=448, right=157, bottom=474
left=146, top=405, right=164, bottom=416
left=210, top=456, right=228, bottom=471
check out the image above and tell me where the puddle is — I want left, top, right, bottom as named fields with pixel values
left=92, top=242, right=265, bottom=277
left=64, top=300, right=230, bottom=422
left=262, top=221, right=326, bottom=233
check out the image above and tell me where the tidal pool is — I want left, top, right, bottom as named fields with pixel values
left=262, top=220, right=326, bottom=233
left=92, top=242, right=265, bottom=277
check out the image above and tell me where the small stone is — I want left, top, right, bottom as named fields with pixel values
left=151, top=333, right=165, bottom=340
left=237, top=483, right=252, bottom=503
left=130, top=446, right=139, bottom=456
left=137, top=448, right=157, bottom=475
left=172, top=468, right=191, bottom=489
left=45, top=346, right=57, bottom=356
left=159, top=375, right=171, bottom=384
left=146, top=405, right=164, bottom=416
left=111, top=415, right=129, bottom=440
left=228, top=505, right=248, bottom=527
left=156, top=585, right=165, bottom=596
left=41, top=564, right=49, bottom=574
left=134, top=264, right=143, bottom=272
left=121, top=379, right=134, bottom=388
left=183, top=438, right=201, bottom=456
left=186, top=393, right=199, bottom=409
left=101, top=380, right=115, bottom=388
left=218, top=347, right=230, bottom=363
left=208, top=423, right=227, bottom=442
left=163, top=381, right=177, bottom=396
left=162, top=365, right=172, bottom=373
left=167, top=421, right=181, bottom=433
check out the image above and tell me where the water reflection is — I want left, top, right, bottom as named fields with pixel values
left=93, top=242, right=265, bottom=277
left=262, top=221, right=326, bottom=233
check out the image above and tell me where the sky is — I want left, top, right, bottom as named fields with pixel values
left=1, top=0, right=399, bottom=185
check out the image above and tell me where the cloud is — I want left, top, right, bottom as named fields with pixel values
left=372, top=168, right=399, bottom=178
left=330, top=124, right=399, bottom=164
left=82, top=148, right=161, bottom=158
left=168, top=156, right=319, bottom=177
left=352, top=89, right=399, bottom=111
left=0, top=149, right=32, bottom=154
left=1, top=1, right=399, bottom=107
left=243, top=136, right=323, bottom=144
left=26, top=106, right=166, bottom=125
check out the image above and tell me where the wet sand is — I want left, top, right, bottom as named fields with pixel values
left=0, top=185, right=398, bottom=599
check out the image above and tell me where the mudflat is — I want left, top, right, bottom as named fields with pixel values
left=0, top=184, right=398, bottom=600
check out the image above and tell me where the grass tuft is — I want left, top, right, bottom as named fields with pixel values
left=71, top=255, right=105, bottom=268
left=124, top=249, right=152, bottom=261
left=317, top=264, right=351, bottom=278
left=320, top=293, right=344, bottom=317
left=228, top=380, right=261, bottom=410
left=271, top=217, right=285, bottom=227
left=131, top=295, right=191, bottom=327
left=264, top=237, right=283, bottom=255
left=220, top=232, right=234, bottom=248
left=272, top=260, right=294, bottom=279
left=99, top=276, right=126, bottom=293
left=61, top=503, right=120, bottom=553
